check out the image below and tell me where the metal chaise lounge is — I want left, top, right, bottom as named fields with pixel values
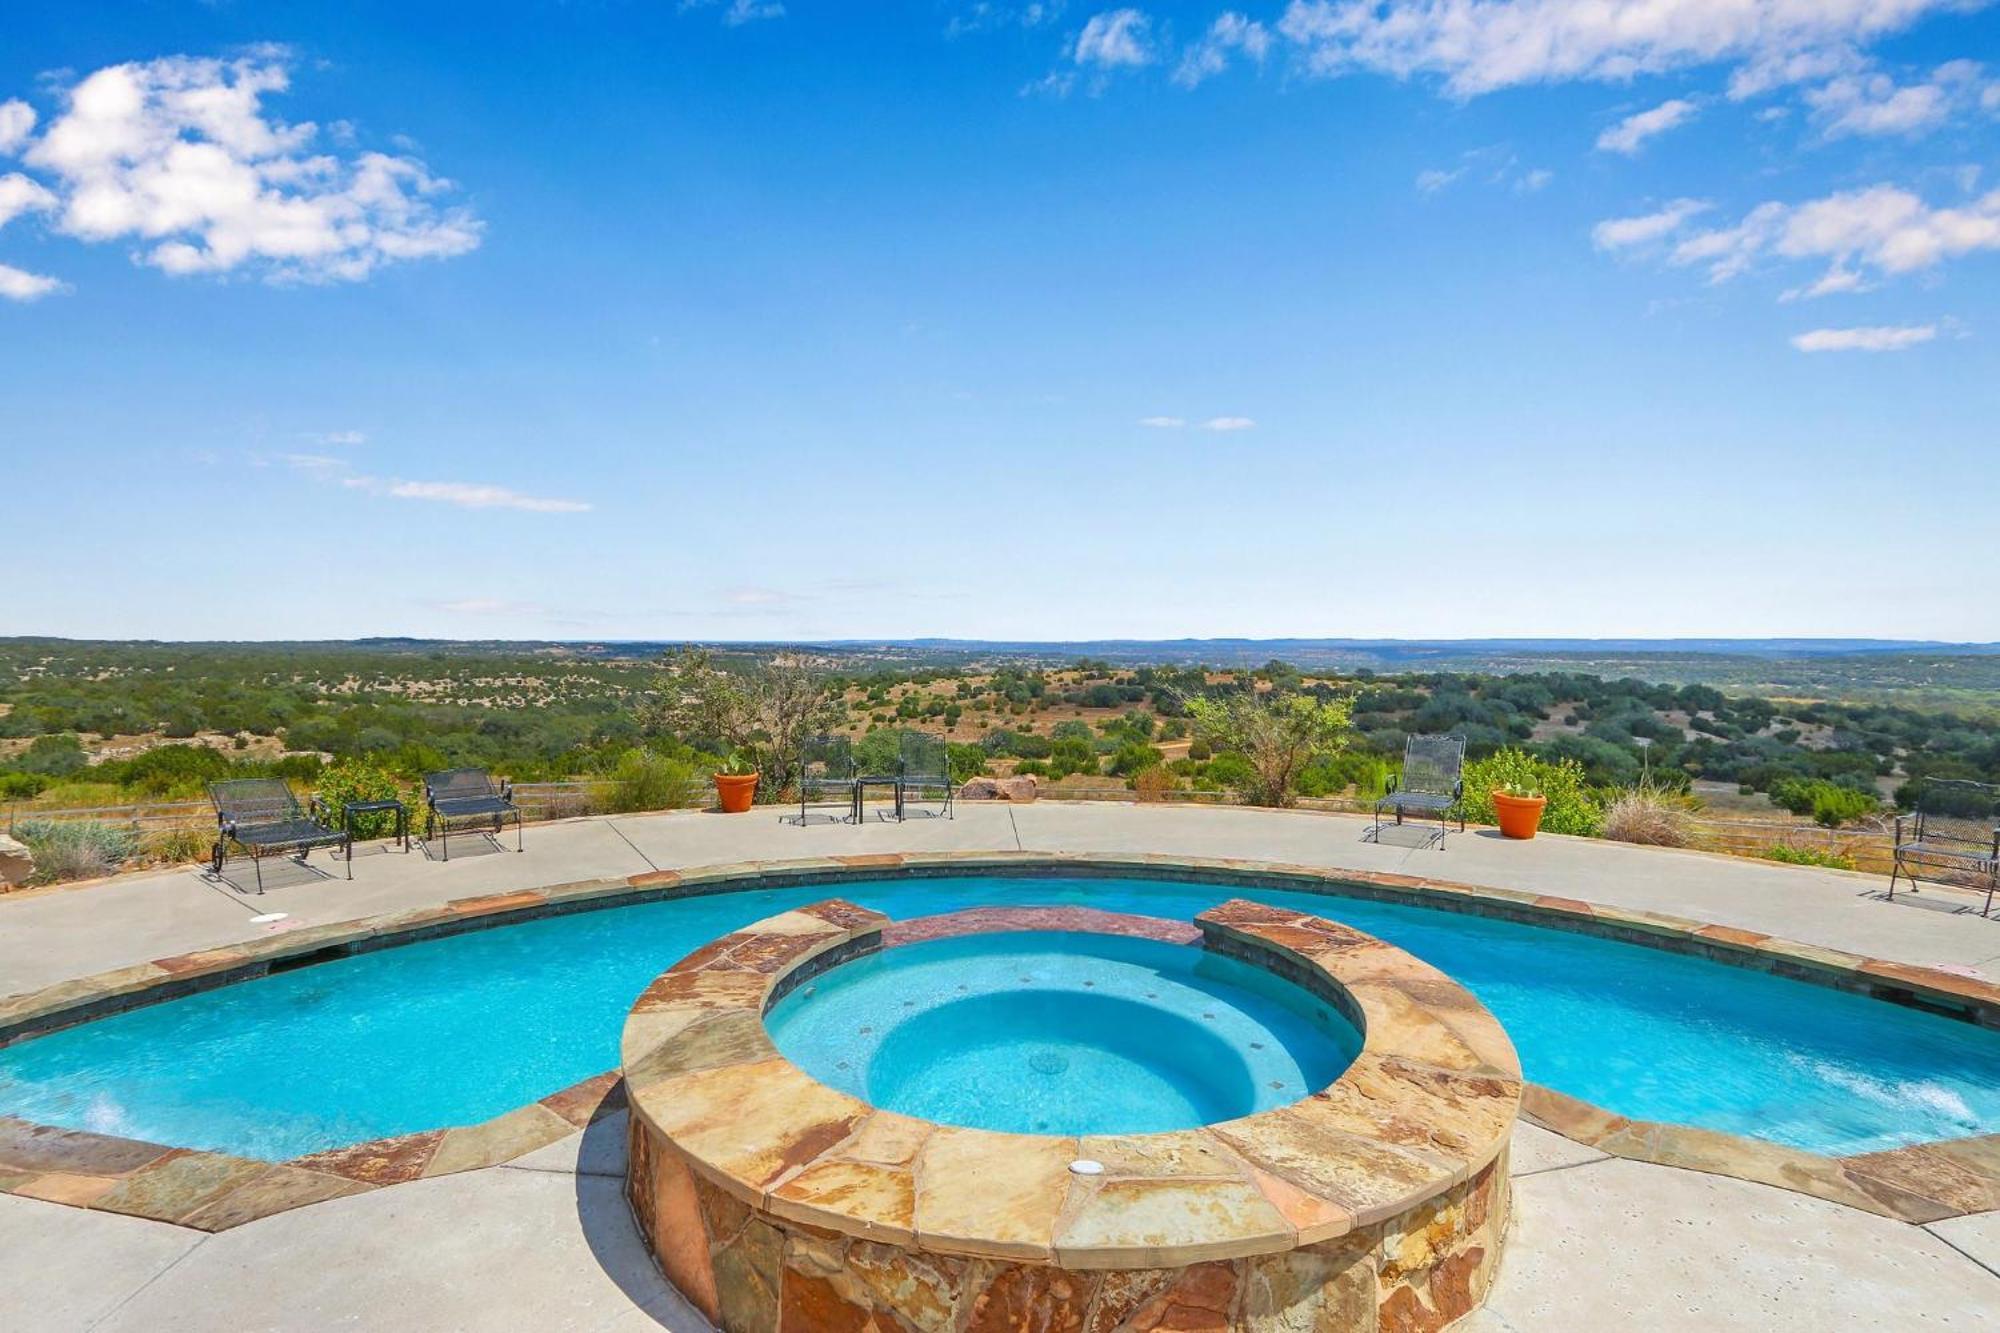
left=1889, top=778, right=1999, bottom=917
left=208, top=778, right=350, bottom=892
left=423, top=768, right=524, bottom=861
left=787, top=734, right=858, bottom=826
left=896, top=730, right=955, bottom=821
left=1372, top=733, right=1466, bottom=849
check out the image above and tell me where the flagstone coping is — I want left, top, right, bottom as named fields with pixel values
left=1, top=850, right=1997, bottom=1230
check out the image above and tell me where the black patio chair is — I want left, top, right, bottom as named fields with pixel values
left=787, top=734, right=858, bottom=826
left=208, top=778, right=350, bottom=892
left=422, top=768, right=523, bottom=861
left=897, top=730, right=954, bottom=821
left=1372, top=734, right=1466, bottom=849
left=1889, top=778, right=1998, bottom=917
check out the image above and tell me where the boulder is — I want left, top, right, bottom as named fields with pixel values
left=959, top=775, right=1040, bottom=803
left=0, top=833, right=33, bottom=889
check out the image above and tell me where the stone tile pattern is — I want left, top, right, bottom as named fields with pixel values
left=6, top=849, right=2000, bottom=1231
left=883, top=905, right=1203, bottom=948
left=623, top=896, right=1520, bottom=1332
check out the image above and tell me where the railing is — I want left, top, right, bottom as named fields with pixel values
left=4, top=799, right=212, bottom=836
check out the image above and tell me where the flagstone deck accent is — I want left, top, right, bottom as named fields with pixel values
left=622, top=898, right=1519, bottom=1332
left=1, top=850, right=1997, bottom=1234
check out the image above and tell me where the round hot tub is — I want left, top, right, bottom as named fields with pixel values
left=766, top=929, right=1362, bottom=1136
left=622, top=899, right=1520, bottom=1333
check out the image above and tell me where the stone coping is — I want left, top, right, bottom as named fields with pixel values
left=1, top=850, right=1997, bottom=1230
left=621, top=898, right=1520, bottom=1269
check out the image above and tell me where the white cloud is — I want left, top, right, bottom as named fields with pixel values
left=11, top=52, right=480, bottom=284
left=0, top=99, right=34, bottom=153
left=1415, top=167, right=1463, bottom=194
left=948, top=2, right=1064, bottom=36
left=1517, top=167, right=1554, bottom=192
left=677, top=0, right=785, bottom=22
left=1202, top=416, right=1256, bottom=431
left=1275, top=0, right=1972, bottom=98
left=1804, top=60, right=1992, bottom=138
left=1139, top=415, right=1186, bottom=427
left=0, top=263, right=63, bottom=301
left=313, top=429, right=367, bottom=446
left=0, top=172, right=57, bottom=228
left=1791, top=323, right=1937, bottom=351
left=1591, top=198, right=1711, bottom=251
left=1669, top=184, right=2000, bottom=287
left=1074, top=9, right=1155, bottom=68
left=1175, top=13, right=1273, bottom=88
left=1597, top=98, right=1699, bottom=154
left=381, top=480, right=591, bottom=512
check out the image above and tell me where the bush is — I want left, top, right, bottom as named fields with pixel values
left=313, top=760, right=403, bottom=838
left=1601, top=785, right=1693, bottom=847
left=143, top=824, right=213, bottom=866
left=1768, top=778, right=1879, bottom=828
left=603, top=748, right=703, bottom=814
left=1763, top=845, right=1856, bottom=871
left=1459, top=749, right=1603, bottom=836
left=16, top=819, right=140, bottom=884
left=1184, top=691, right=1353, bottom=807
left=1132, top=766, right=1177, bottom=802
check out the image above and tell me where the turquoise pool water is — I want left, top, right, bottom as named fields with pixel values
left=1, top=874, right=1997, bottom=1159
left=765, top=931, right=1361, bottom=1135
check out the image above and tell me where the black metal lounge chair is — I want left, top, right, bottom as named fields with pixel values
left=1372, top=733, right=1466, bottom=849
left=208, top=778, right=350, bottom=892
left=422, top=768, right=523, bottom=860
left=787, top=734, right=858, bottom=826
left=896, top=731, right=954, bottom=821
left=1889, top=778, right=1998, bottom=917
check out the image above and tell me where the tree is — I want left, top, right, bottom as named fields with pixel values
left=1183, top=690, right=1352, bottom=807
left=638, top=650, right=841, bottom=795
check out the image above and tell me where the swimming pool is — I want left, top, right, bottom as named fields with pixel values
left=2, top=873, right=1996, bottom=1159
left=766, top=930, right=1361, bottom=1135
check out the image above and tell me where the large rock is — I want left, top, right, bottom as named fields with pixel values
left=959, top=775, right=1039, bottom=803
left=0, top=833, right=33, bottom=889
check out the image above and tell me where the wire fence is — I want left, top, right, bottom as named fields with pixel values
left=4, top=779, right=1898, bottom=877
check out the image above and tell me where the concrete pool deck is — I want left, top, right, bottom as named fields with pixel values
left=2, top=801, right=1998, bottom=1329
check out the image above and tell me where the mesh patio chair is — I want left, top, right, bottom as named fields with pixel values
left=209, top=778, right=350, bottom=892
left=422, top=768, right=523, bottom=861
left=788, top=734, right=859, bottom=826
left=1889, top=778, right=1999, bottom=917
left=897, top=730, right=954, bottom=821
left=1372, top=734, right=1466, bottom=849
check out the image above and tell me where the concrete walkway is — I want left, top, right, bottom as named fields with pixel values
left=3, top=801, right=1999, bottom=1330
left=5, top=801, right=1997, bottom=995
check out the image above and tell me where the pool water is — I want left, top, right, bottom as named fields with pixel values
left=1, top=875, right=1997, bottom=1159
left=765, top=931, right=1361, bottom=1135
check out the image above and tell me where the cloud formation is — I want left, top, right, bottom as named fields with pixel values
left=1275, top=0, right=1973, bottom=98
left=1074, top=9, right=1155, bottom=68
left=1175, top=13, right=1273, bottom=87
left=1597, top=98, right=1699, bottom=154
left=1791, top=323, right=1938, bottom=351
left=2, top=52, right=480, bottom=287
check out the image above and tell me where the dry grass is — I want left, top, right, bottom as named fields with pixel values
left=1602, top=786, right=1695, bottom=847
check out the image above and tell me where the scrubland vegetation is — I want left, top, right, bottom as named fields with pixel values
left=5, top=637, right=1998, bottom=884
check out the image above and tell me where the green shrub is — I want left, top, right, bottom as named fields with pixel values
left=1459, top=749, right=1603, bottom=836
left=1768, top=778, right=1879, bottom=828
left=1762, top=845, right=1856, bottom=870
left=16, top=819, right=140, bottom=884
left=313, top=760, right=402, bottom=838
left=603, top=748, right=703, bottom=814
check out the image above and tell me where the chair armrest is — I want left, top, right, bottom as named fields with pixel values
left=500, top=779, right=514, bottom=802
left=309, top=796, right=330, bottom=823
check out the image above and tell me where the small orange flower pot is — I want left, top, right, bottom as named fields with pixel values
left=1492, top=791, right=1547, bottom=840
left=713, top=772, right=759, bottom=814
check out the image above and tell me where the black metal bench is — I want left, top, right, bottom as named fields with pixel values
left=209, top=778, right=350, bottom=892
left=422, top=768, right=524, bottom=860
left=1890, top=778, right=1998, bottom=917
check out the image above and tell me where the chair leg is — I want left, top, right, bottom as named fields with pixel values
left=344, top=836, right=353, bottom=880
left=253, top=854, right=264, bottom=895
left=1887, top=858, right=1901, bottom=900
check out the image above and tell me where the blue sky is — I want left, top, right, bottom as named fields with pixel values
left=3, top=1, right=1998, bottom=642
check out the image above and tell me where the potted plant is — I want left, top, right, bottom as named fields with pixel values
left=712, top=752, right=760, bottom=814
left=1491, top=781, right=1547, bottom=839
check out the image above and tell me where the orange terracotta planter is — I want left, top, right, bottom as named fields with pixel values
left=713, top=772, right=759, bottom=814
left=1492, top=791, right=1547, bottom=840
